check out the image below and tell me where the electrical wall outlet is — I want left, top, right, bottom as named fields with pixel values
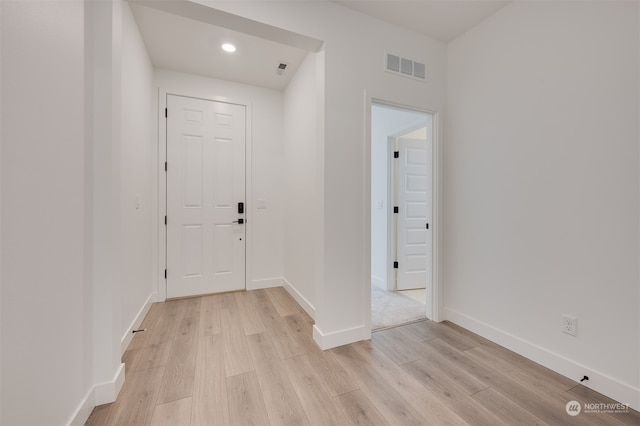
left=562, top=314, right=577, bottom=336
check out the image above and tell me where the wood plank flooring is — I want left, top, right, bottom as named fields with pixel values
left=86, top=288, right=639, bottom=426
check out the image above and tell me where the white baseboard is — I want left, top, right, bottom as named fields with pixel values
left=121, top=292, right=154, bottom=355
left=282, top=278, right=316, bottom=320
left=444, top=308, right=640, bottom=411
left=68, top=387, right=96, bottom=426
left=247, top=277, right=282, bottom=290
left=313, top=323, right=370, bottom=350
left=371, top=275, right=386, bottom=290
left=94, top=362, right=126, bottom=406
left=68, top=362, right=125, bottom=426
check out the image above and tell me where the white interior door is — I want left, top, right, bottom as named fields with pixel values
left=166, top=95, right=246, bottom=299
left=396, top=138, right=432, bottom=291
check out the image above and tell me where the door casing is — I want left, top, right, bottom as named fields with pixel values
left=366, top=95, right=442, bottom=333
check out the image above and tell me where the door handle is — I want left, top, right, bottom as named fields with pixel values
left=232, top=218, right=244, bottom=224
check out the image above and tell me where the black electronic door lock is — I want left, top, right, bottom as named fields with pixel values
left=238, top=202, right=244, bottom=214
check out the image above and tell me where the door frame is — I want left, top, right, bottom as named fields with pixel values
left=365, top=95, right=442, bottom=328
left=155, top=88, right=252, bottom=301
left=387, top=136, right=397, bottom=292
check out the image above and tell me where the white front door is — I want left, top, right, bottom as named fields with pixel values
left=396, top=137, right=432, bottom=291
left=166, top=95, right=246, bottom=299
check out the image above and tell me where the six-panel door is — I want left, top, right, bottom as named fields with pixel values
left=166, top=95, right=246, bottom=298
left=396, top=137, right=432, bottom=291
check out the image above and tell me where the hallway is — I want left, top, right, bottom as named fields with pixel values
left=87, top=288, right=639, bottom=426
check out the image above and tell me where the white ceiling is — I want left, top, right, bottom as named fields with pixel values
left=129, top=1, right=511, bottom=91
left=129, top=3, right=310, bottom=90
left=334, top=0, right=511, bottom=42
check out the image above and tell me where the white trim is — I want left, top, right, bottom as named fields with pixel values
left=313, top=323, right=370, bottom=350
left=445, top=308, right=640, bottom=411
left=120, top=293, right=155, bottom=355
left=245, top=102, right=254, bottom=294
left=363, top=91, right=372, bottom=336
left=67, top=387, right=95, bottom=426
left=247, top=277, right=282, bottom=290
left=157, top=88, right=252, bottom=301
left=386, top=136, right=396, bottom=292
left=283, top=278, right=316, bottom=320
left=157, top=88, right=167, bottom=301
left=365, top=94, right=443, bottom=331
left=94, top=362, right=126, bottom=406
left=68, top=361, right=126, bottom=425
left=431, top=110, right=442, bottom=322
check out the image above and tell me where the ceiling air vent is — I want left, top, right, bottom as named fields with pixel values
left=386, top=53, right=426, bottom=82
left=276, top=62, right=288, bottom=75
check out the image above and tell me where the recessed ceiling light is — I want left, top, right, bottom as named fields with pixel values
left=221, top=43, right=236, bottom=53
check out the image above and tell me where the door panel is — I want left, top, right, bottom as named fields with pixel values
left=213, top=224, right=233, bottom=274
left=396, top=138, right=432, bottom=291
left=182, top=225, right=203, bottom=277
left=167, top=95, right=246, bottom=298
left=182, top=136, right=203, bottom=207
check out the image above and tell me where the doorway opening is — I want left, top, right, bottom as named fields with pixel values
left=370, top=102, right=434, bottom=330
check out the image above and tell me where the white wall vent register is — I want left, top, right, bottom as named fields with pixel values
left=386, top=53, right=426, bottom=82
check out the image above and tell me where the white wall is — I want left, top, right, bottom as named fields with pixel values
left=0, top=1, right=91, bottom=424
left=446, top=1, right=639, bottom=408
left=371, top=107, right=391, bottom=292
left=1, top=2, right=158, bottom=422
left=120, top=2, right=155, bottom=347
left=204, top=0, right=447, bottom=348
left=154, top=69, right=284, bottom=290
left=282, top=52, right=321, bottom=315
left=401, top=127, right=427, bottom=140
left=88, top=0, right=125, bottom=413
left=0, top=3, right=3, bottom=422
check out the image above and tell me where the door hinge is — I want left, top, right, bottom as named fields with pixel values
left=394, top=151, right=399, bottom=158
left=164, top=216, right=167, bottom=225
left=165, top=108, right=167, bottom=118
left=165, top=162, right=167, bottom=172
left=393, top=206, right=399, bottom=214
left=393, top=261, right=398, bottom=269
left=164, top=269, right=167, bottom=279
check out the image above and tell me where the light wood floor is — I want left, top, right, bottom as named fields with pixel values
left=86, top=288, right=639, bottom=426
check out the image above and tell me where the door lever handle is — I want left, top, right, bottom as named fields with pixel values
left=232, top=218, right=244, bottom=224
